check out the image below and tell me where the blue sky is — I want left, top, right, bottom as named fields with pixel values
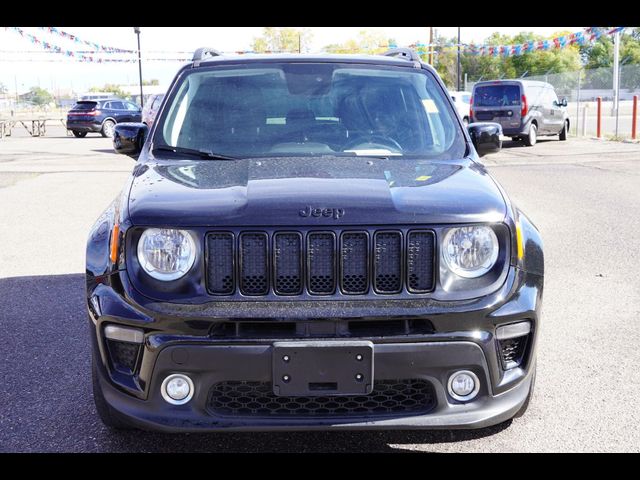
left=0, top=27, right=582, bottom=94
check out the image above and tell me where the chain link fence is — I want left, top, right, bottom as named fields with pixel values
left=466, top=64, right=640, bottom=140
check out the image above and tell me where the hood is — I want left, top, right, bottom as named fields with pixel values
left=127, top=156, right=507, bottom=227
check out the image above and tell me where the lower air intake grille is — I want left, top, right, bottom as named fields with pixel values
left=374, top=231, right=403, bottom=293
left=240, top=233, right=269, bottom=295
left=106, top=339, right=141, bottom=374
left=207, top=379, right=437, bottom=418
left=499, top=336, right=529, bottom=369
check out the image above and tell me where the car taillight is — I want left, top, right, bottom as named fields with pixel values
left=89, top=110, right=100, bottom=116
left=521, top=95, right=528, bottom=117
left=469, top=97, right=473, bottom=120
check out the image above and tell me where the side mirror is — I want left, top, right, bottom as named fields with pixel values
left=113, top=122, right=148, bottom=159
left=561, top=97, right=568, bottom=107
left=468, top=122, right=502, bottom=157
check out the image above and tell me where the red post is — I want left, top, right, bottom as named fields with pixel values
left=632, top=95, right=638, bottom=140
left=597, top=97, right=602, bottom=138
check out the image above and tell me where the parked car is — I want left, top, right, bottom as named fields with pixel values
left=470, top=79, right=569, bottom=146
left=87, top=47, right=543, bottom=432
left=141, top=93, right=165, bottom=129
left=449, top=90, right=472, bottom=126
left=66, top=98, right=142, bottom=138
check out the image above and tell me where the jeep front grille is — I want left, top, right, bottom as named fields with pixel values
left=205, top=228, right=435, bottom=297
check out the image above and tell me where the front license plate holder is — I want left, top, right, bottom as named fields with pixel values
left=272, top=341, right=374, bottom=397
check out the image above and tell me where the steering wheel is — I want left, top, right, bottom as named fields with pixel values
left=343, top=135, right=403, bottom=153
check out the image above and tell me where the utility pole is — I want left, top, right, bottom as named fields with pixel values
left=298, top=32, right=301, bottom=53
left=612, top=29, right=620, bottom=115
left=457, top=27, right=461, bottom=91
left=134, top=27, right=144, bottom=108
left=428, top=27, right=434, bottom=64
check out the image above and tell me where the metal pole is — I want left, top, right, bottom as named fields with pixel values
left=457, top=27, right=461, bottom=91
left=615, top=58, right=621, bottom=138
left=612, top=30, right=620, bottom=116
left=597, top=96, right=602, bottom=138
left=632, top=95, right=638, bottom=140
left=464, top=73, right=468, bottom=92
left=428, top=27, right=433, bottom=64
left=134, top=27, right=144, bottom=108
left=576, top=69, right=581, bottom=136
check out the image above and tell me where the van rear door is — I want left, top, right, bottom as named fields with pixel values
left=472, top=82, right=522, bottom=131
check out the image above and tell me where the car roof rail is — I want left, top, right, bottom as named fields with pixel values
left=382, top=48, right=422, bottom=64
left=192, top=47, right=222, bottom=66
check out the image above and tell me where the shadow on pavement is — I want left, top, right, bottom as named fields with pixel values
left=0, top=273, right=512, bottom=452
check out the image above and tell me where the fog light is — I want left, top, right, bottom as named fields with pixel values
left=447, top=370, right=480, bottom=402
left=161, top=374, right=194, bottom=405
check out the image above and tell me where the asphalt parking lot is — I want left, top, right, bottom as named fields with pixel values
left=1, top=127, right=639, bottom=452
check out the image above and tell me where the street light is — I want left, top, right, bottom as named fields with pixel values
left=134, top=27, right=143, bottom=108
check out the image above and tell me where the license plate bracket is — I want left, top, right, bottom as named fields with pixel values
left=272, top=341, right=374, bottom=397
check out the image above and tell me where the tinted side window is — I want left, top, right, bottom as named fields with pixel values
left=102, top=102, right=112, bottom=110
left=125, top=102, right=139, bottom=111
left=110, top=101, right=125, bottom=110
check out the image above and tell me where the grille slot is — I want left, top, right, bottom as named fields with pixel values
left=207, top=379, right=437, bottom=418
left=307, top=232, right=336, bottom=294
left=340, top=232, right=369, bottom=294
left=406, top=231, right=435, bottom=293
left=206, top=233, right=235, bottom=294
left=373, top=231, right=403, bottom=293
left=273, top=233, right=303, bottom=295
left=239, top=233, right=269, bottom=295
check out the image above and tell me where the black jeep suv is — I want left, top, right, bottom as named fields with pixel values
left=86, top=48, right=543, bottom=432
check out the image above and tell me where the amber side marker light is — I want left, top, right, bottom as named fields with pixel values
left=515, top=222, right=524, bottom=260
left=110, top=224, right=120, bottom=263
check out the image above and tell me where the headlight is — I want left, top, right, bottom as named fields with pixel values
left=137, top=228, right=196, bottom=281
left=442, top=226, right=499, bottom=278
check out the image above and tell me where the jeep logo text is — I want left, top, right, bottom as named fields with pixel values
left=299, top=206, right=345, bottom=220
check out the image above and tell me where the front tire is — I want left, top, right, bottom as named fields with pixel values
left=72, top=130, right=87, bottom=138
left=523, top=123, right=537, bottom=146
left=559, top=120, right=568, bottom=141
left=92, top=356, right=133, bottom=430
left=101, top=120, right=116, bottom=138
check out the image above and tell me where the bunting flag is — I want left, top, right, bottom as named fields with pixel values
left=38, top=27, right=135, bottom=53
left=4, top=27, right=191, bottom=62
left=466, top=27, right=625, bottom=57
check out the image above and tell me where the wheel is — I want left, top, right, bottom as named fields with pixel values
left=92, top=356, right=133, bottom=430
left=559, top=120, right=568, bottom=141
left=72, top=130, right=87, bottom=138
left=513, top=363, right=536, bottom=418
left=101, top=119, right=116, bottom=138
left=523, top=123, right=537, bottom=146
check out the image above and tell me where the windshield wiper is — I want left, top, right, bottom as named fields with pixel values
left=153, top=145, right=240, bottom=161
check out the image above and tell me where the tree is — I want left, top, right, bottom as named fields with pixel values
left=323, top=30, right=390, bottom=54
left=252, top=27, right=313, bottom=53
left=142, top=79, right=160, bottom=86
left=25, top=87, right=53, bottom=106
left=89, top=84, right=128, bottom=98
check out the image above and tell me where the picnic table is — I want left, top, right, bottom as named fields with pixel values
left=0, top=116, right=67, bottom=139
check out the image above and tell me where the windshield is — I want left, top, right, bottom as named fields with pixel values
left=474, top=84, right=521, bottom=107
left=154, top=62, right=466, bottom=159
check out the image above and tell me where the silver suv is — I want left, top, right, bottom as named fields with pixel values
left=471, top=79, right=569, bottom=146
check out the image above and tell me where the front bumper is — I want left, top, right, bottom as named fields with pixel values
left=88, top=267, right=542, bottom=432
